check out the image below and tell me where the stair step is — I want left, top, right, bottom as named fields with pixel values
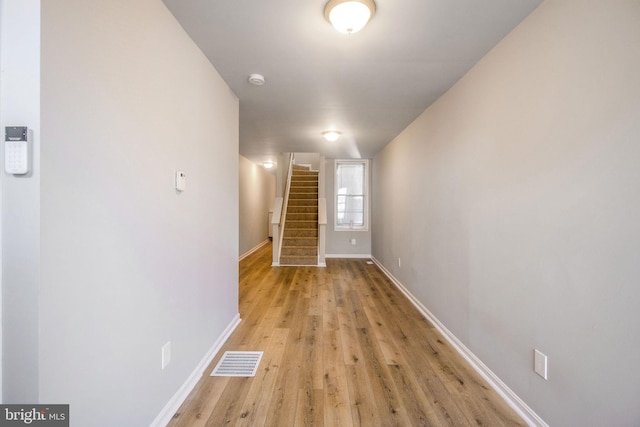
left=279, top=255, right=318, bottom=266
left=285, top=222, right=318, bottom=230
left=288, top=192, right=317, bottom=200
left=290, top=190, right=318, bottom=196
left=288, top=199, right=318, bottom=207
left=281, top=237, right=318, bottom=245
left=283, top=229, right=317, bottom=238
left=286, top=206, right=317, bottom=214
left=281, top=246, right=317, bottom=256
left=283, top=233, right=318, bottom=240
left=290, top=180, right=318, bottom=187
left=286, top=213, right=318, bottom=221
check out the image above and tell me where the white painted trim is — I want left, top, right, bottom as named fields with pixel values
left=318, top=198, right=327, bottom=267
left=239, top=239, right=270, bottom=261
left=370, top=257, right=549, bottom=427
left=150, top=314, right=241, bottom=427
left=278, top=263, right=325, bottom=268
left=334, top=159, right=370, bottom=231
left=325, top=253, right=372, bottom=259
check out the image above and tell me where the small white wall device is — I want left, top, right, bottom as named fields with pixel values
left=175, top=170, right=186, bottom=192
left=5, top=126, right=30, bottom=175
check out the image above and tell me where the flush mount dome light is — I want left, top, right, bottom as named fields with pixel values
left=248, top=74, right=265, bottom=85
left=324, top=0, right=376, bottom=34
left=263, top=161, right=275, bottom=169
left=322, top=130, right=342, bottom=141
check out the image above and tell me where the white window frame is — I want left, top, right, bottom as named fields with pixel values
left=334, top=159, right=369, bottom=231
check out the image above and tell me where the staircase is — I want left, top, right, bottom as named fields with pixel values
left=280, top=165, right=318, bottom=266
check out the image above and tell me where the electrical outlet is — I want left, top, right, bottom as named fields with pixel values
left=534, top=349, right=548, bottom=380
left=162, top=342, right=171, bottom=370
left=350, top=238, right=356, bottom=245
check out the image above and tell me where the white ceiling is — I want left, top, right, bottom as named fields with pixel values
left=162, top=0, right=542, bottom=165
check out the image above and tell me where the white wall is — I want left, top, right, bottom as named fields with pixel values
left=26, top=0, right=238, bottom=425
left=239, top=155, right=275, bottom=256
left=0, top=0, right=41, bottom=403
left=372, top=1, right=640, bottom=425
left=325, top=158, right=372, bottom=256
left=0, top=0, right=4, bottom=402
left=293, top=152, right=321, bottom=170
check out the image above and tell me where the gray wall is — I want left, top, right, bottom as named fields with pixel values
left=325, top=158, right=371, bottom=256
left=239, top=155, right=275, bottom=256
left=0, top=0, right=41, bottom=402
left=2, top=0, right=239, bottom=425
left=372, top=1, right=640, bottom=425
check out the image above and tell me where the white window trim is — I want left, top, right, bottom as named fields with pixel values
left=334, top=159, right=369, bottom=231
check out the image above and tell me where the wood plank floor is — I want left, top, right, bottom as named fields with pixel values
left=168, top=244, right=526, bottom=426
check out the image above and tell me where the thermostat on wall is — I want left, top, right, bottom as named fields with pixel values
left=176, top=170, right=186, bottom=191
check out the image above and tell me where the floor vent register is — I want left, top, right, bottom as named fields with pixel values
left=210, top=351, right=263, bottom=377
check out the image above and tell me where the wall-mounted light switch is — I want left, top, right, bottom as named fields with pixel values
left=162, top=341, right=171, bottom=370
left=534, top=349, right=548, bottom=380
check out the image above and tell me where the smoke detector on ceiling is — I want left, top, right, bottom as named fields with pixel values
left=248, top=74, right=265, bottom=85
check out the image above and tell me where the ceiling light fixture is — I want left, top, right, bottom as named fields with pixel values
left=322, top=130, right=342, bottom=141
left=324, top=0, right=376, bottom=34
left=248, top=74, right=265, bottom=85
left=263, top=161, right=274, bottom=169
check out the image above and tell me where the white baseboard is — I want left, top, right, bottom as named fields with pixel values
left=325, top=253, right=372, bottom=259
left=239, top=239, right=270, bottom=261
left=370, top=257, right=548, bottom=427
left=150, top=314, right=241, bottom=427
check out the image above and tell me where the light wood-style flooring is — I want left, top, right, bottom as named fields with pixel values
left=168, top=243, right=526, bottom=426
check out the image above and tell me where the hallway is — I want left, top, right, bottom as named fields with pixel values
left=169, top=244, right=525, bottom=426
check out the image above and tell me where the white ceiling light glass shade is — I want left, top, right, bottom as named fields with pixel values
left=263, top=161, right=274, bottom=169
left=324, top=0, right=376, bottom=34
left=322, top=130, right=342, bottom=141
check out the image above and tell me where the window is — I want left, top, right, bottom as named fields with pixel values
left=335, top=160, right=368, bottom=230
